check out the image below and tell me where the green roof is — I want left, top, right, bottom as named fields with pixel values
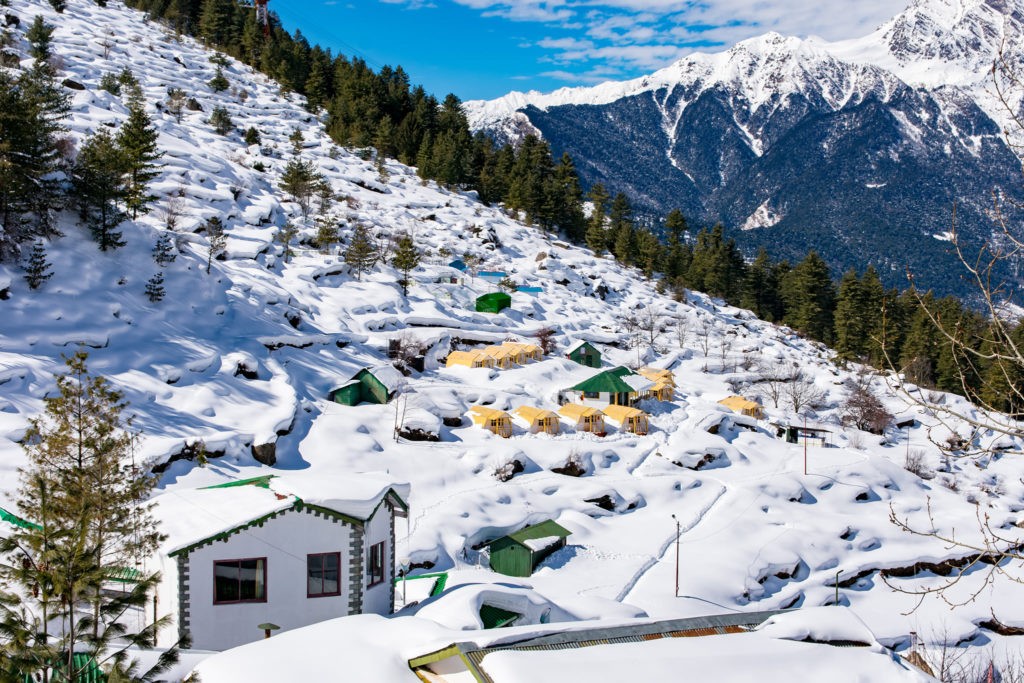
left=571, top=370, right=635, bottom=394
left=0, top=506, right=41, bottom=531
left=22, top=653, right=105, bottom=683
left=480, top=604, right=522, bottom=629
left=507, top=519, right=571, bottom=546
left=608, top=366, right=634, bottom=377
left=394, top=571, right=449, bottom=597
left=105, top=566, right=142, bottom=584
left=202, top=475, right=277, bottom=490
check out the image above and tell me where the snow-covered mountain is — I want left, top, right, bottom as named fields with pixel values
left=467, top=0, right=1024, bottom=295
left=2, top=0, right=1024, bottom=678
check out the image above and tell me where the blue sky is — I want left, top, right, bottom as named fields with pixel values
left=273, top=1, right=910, bottom=102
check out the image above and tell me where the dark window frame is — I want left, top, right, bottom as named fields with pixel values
left=307, top=551, right=342, bottom=598
left=368, top=541, right=386, bottom=586
left=213, top=557, right=267, bottom=605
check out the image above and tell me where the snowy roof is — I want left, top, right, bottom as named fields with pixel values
left=360, top=365, right=406, bottom=393
left=565, top=340, right=598, bottom=355
left=620, top=374, right=655, bottom=393
left=156, top=472, right=409, bottom=555
left=503, top=520, right=571, bottom=549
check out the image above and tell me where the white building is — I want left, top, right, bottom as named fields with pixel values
left=154, top=472, right=409, bottom=651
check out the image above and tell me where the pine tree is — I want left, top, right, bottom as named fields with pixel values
left=549, top=153, right=586, bottom=242
left=391, top=231, right=420, bottom=296
left=636, top=229, right=660, bottom=279
left=116, top=95, right=161, bottom=219
left=0, top=352, right=177, bottom=679
left=205, top=216, right=226, bottom=273
left=47, top=0, right=66, bottom=12
left=144, top=271, right=165, bottom=302
left=243, top=126, right=261, bottom=146
left=664, top=209, right=688, bottom=240
left=23, top=241, right=52, bottom=290
left=73, top=129, right=127, bottom=251
left=275, top=222, right=298, bottom=263
left=781, top=251, right=835, bottom=343
left=313, top=216, right=338, bottom=252
left=585, top=183, right=609, bottom=255
left=152, top=232, right=176, bottom=266
left=26, top=16, right=54, bottom=62
left=208, top=66, right=229, bottom=92
left=344, top=223, right=377, bottom=280
left=198, top=0, right=237, bottom=47
left=208, top=106, right=234, bottom=135
left=279, top=157, right=322, bottom=223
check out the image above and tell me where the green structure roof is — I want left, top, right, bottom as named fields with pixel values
left=393, top=571, right=449, bottom=597
left=479, top=604, right=522, bottom=629
left=202, top=475, right=277, bottom=490
left=0, top=506, right=41, bottom=530
left=608, top=366, right=633, bottom=378
left=105, top=566, right=142, bottom=584
left=571, top=370, right=635, bottom=394
left=506, top=520, right=571, bottom=547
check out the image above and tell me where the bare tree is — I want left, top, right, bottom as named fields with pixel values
left=717, top=334, right=735, bottom=373
left=636, top=307, right=664, bottom=348
left=782, top=372, right=827, bottom=413
left=839, top=370, right=893, bottom=434
left=674, top=315, right=690, bottom=350
left=754, top=358, right=801, bottom=408
left=694, top=317, right=714, bottom=358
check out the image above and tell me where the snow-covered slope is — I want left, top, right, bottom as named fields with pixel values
left=2, top=0, right=1024, bottom=677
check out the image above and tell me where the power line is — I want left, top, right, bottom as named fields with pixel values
left=271, top=0, right=384, bottom=71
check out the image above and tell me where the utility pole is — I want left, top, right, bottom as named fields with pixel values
left=672, top=514, right=681, bottom=598
left=803, top=414, right=808, bottom=476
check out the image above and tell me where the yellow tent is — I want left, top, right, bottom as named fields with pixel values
left=639, top=367, right=675, bottom=387
left=602, top=404, right=650, bottom=435
left=718, top=396, right=765, bottom=420
left=482, top=345, right=518, bottom=369
left=468, top=406, right=513, bottom=437
left=650, top=380, right=674, bottom=401
left=446, top=350, right=494, bottom=369
left=513, top=406, right=561, bottom=435
left=503, top=342, right=543, bottom=363
left=558, top=403, right=605, bottom=433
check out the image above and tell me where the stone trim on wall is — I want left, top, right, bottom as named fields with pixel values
left=348, top=524, right=365, bottom=614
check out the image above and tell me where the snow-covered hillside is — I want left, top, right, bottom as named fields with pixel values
left=2, top=0, right=1024, bottom=678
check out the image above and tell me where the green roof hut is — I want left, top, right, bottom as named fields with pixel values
left=566, top=340, right=601, bottom=368
left=487, top=520, right=571, bottom=577
left=329, top=365, right=404, bottom=406
left=475, top=292, right=512, bottom=314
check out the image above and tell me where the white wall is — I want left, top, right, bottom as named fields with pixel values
left=183, top=508, right=354, bottom=651
left=361, top=502, right=394, bottom=616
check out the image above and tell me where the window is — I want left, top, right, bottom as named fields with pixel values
left=214, top=558, right=266, bottom=604
left=307, top=552, right=341, bottom=598
left=583, top=391, right=599, bottom=399
left=368, top=541, right=385, bottom=586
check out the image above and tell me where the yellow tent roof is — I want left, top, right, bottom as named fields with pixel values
left=447, top=350, right=488, bottom=366
left=483, top=345, right=518, bottom=360
left=718, top=396, right=762, bottom=412
left=469, top=405, right=510, bottom=425
left=639, top=367, right=675, bottom=384
left=503, top=342, right=542, bottom=354
left=513, top=406, right=559, bottom=423
left=558, top=404, right=603, bottom=419
left=602, top=404, right=647, bottom=421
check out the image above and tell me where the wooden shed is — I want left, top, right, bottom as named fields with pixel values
left=482, top=345, right=518, bottom=369
left=446, top=350, right=494, bottom=369
left=566, top=340, right=601, bottom=368
left=503, top=342, right=542, bottom=363
left=329, top=365, right=404, bottom=406
left=487, top=520, right=571, bottom=577
left=476, top=292, right=512, bottom=314
left=512, top=406, right=561, bottom=435
left=602, top=404, right=650, bottom=435
left=650, top=380, right=675, bottom=401
left=718, top=396, right=765, bottom=420
left=468, top=406, right=513, bottom=438
left=558, top=403, right=605, bottom=433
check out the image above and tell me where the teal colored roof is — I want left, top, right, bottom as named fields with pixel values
left=106, top=566, right=142, bottom=584
left=0, top=506, right=40, bottom=530
left=608, top=366, right=633, bottom=377
left=480, top=604, right=522, bottom=629
left=202, top=475, right=277, bottom=490
left=394, top=571, right=449, bottom=596
left=507, top=519, right=571, bottom=546
left=571, top=370, right=635, bottom=394
left=22, top=653, right=105, bottom=683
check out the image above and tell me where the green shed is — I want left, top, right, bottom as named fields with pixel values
left=566, top=340, right=601, bottom=368
left=487, top=520, right=571, bottom=577
left=329, top=365, right=404, bottom=406
left=475, top=292, right=512, bottom=314
left=22, top=653, right=106, bottom=683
